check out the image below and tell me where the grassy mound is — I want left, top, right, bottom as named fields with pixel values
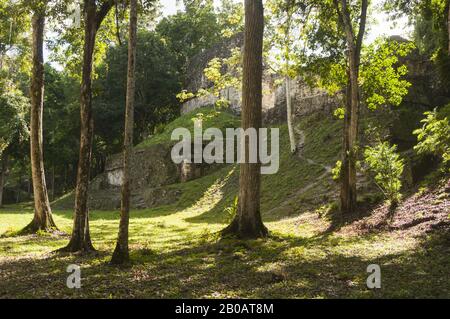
left=137, top=107, right=241, bottom=148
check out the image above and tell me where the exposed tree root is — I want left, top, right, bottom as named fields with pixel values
left=57, top=235, right=96, bottom=254
left=18, top=215, right=58, bottom=236
left=221, top=216, right=269, bottom=239
left=110, top=245, right=130, bottom=265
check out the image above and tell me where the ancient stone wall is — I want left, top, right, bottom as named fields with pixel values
left=180, top=33, right=338, bottom=121
left=181, top=37, right=450, bottom=130
left=79, top=37, right=449, bottom=211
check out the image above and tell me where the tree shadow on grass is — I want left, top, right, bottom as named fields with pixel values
left=1, top=228, right=449, bottom=298
left=186, top=162, right=336, bottom=225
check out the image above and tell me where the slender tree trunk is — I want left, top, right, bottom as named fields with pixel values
left=340, top=50, right=360, bottom=215
left=286, top=76, right=296, bottom=153
left=222, top=0, right=268, bottom=239
left=284, top=14, right=296, bottom=154
left=63, top=3, right=96, bottom=252
left=335, top=0, right=367, bottom=216
left=0, top=154, right=9, bottom=208
left=111, top=0, right=137, bottom=265
left=340, top=80, right=352, bottom=214
left=62, top=0, right=114, bottom=252
left=22, top=9, right=57, bottom=234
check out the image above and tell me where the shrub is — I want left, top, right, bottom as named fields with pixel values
left=413, top=108, right=450, bottom=165
left=364, top=142, right=404, bottom=205
left=224, top=196, right=239, bottom=223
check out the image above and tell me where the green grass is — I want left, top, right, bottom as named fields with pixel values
left=1, top=196, right=449, bottom=298
left=1, top=109, right=449, bottom=298
left=137, top=107, right=240, bottom=149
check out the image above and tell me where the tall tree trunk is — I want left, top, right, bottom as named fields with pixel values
left=0, top=154, right=9, bottom=208
left=111, top=0, right=137, bottom=265
left=340, top=80, right=353, bottom=214
left=222, top=0, right=268, bottom=239
left=61, top=0, right=114, bottom=252
left=335, top=0, right=368, bottom=215
left=285, top=14, right=296, bottom=154
left=22, top=8, right=57, bottom=234
left=340, top=51, right=360, bottom=215
left=286, top=76, right=296, bottom=153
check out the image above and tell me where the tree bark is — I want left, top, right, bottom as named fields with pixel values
left=286, top=76, right=296, bottom=153
left=0, top=154, right=9, bottom=208
left=284, top=13, right=296, bottom=154
left=61, top=0, right=114, bottom=252
left=335, top=0, right=368, bottom=215
left=111, top=0, right=137, bottom=265
left=22, top=8, right=57, bottom=234
left=222, top=0, right=268, bottom=239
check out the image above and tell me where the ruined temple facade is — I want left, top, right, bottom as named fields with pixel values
left=53, top=35, right=448, bottom=211
left=180, top=33, right=339, bottom=123
left=180, top=34, right=449, bottom=127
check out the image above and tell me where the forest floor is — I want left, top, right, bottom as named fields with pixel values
left=0, top=176, right=449, bottom=299
left=1, top=109, right=449, bottom=298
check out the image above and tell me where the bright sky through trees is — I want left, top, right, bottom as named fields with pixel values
left=160, top=0, right=413, bottom=42
left=43, top=0, right=412, bottom=65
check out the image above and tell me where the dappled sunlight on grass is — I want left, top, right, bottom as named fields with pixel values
left=1, top=202, right=449, bottom=298
left=1, top=112, right=448, bottom=298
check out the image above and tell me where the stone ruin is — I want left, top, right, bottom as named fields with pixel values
left=60, top=35, right=448, bottom=211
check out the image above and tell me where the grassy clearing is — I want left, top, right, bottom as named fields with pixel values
left=1, top=110, right=448, bottom=298
left=1, top=192, right=449, bottom=298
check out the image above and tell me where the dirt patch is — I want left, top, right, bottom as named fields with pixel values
left=340, top=178, right=450, bottom=237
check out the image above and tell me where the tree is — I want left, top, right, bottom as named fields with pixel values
left=111, top=0, right=137, bottom=265
left=42, top=65, right=80, bottom=198
left=414, top=107, right=450, bottom=165
left=385, top=0, right=450, bottom=88
left=0, top=0, right=30, bottom=75
left=62, top=0, right=116, bottom=252
left=22, top=1, right=58, bottom=233
left=333, top=0, right=369, bottom=215
left=304, top=1, right=412, bottom=215
left=0, top=0, right=30, bottom=209
left=364, top=141, right=405, bottom=206
left=222, top=0, right=268, bottom=239
left=0, top=86, right=29, bottom=207
left=266, top=0, right=311, bottom=154
left=177, top=47, right=242, bottom=110
left=217, top=0, right=244, bottom=38
left=156, top=0, right=222, bottom=83
left=95, top=30, right=180, bottom=146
